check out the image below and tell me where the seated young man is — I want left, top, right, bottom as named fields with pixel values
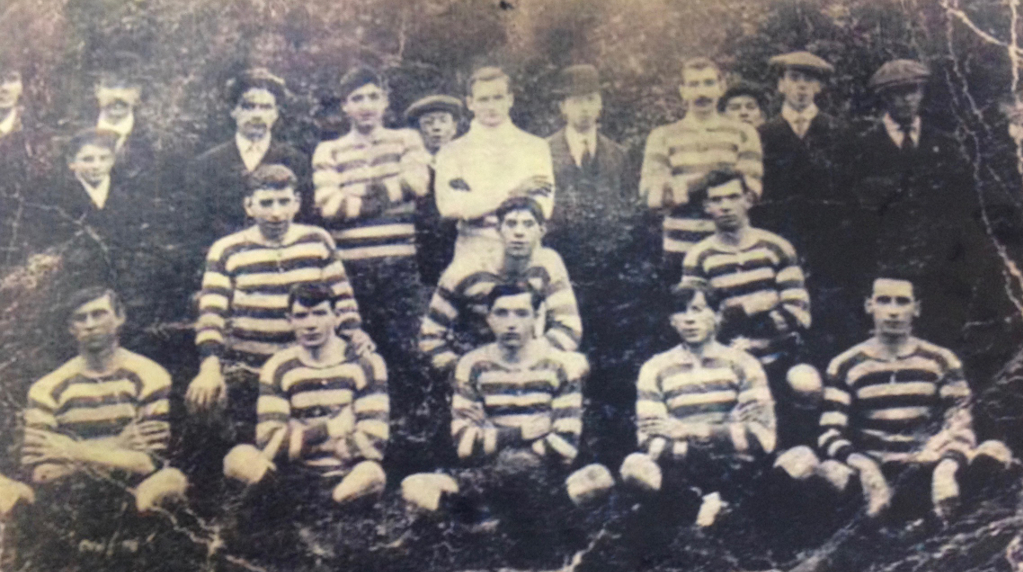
left=776, top=277, right=1013, bottom=522
left=619, top=279, right=776, bottom=528
left=221, top=283, right=389, bottom=560
left=682, top=168, right=817, bottom=450
left=185, top=164, right=371, bottom=498
left=15, top=287, right=188, bottom=570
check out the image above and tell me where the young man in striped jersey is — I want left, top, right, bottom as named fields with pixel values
left=185, top=164, right=370, bottom=496
left=222, top=283, right=388, bottom=560
left=15, top=287, right=188, bottom=570
left=620, top=279, right=775, bottom=527
left=682, top=168, right=816, bottom=450
left=418, top=196, right=582, bottom=377
left=778, top=277, right=1013, bottom=526
left=640, top=57, right=763, bottom=283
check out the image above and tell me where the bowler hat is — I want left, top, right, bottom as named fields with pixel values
left=554, top=64, right=601, bottom=97
left=404, top=95, right=463, bottom=125
left=869, top=59, right=930, bottom=92
left=768, top=51, right=835, bottom=77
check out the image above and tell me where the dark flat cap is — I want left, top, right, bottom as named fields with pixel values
left=338, top=67, right=384, bottom=102
left=768, top=51, right=834, bottom=76
left=404, top=95, right=463, bottom=124
left=869, top=59, right=930, bottom=91
left=228, top=68, right=287, bottom=104
left=719, top=81, right=768, bottom=111
left=554, top=64, right=601, bottom=97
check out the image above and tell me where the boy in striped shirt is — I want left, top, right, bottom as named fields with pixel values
left=187, top=164, right=370, bottom=459
left=682, top=168, right=815, bottom=448
left=640, top=57, right=763, bottom=283
left=620, top=279, right=775, bottom=527
left=419, top=196, right=582, bottom=377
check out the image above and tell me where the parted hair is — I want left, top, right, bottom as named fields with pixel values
left=66, top=286, right=124, bottom=323
left=65, top=128, right=119, bottom=162
left=287, top=282, right=338, bottom=312
left=467, top=66, right=511, bottom=96
left=495, top=196, right=546, bottom=225
left=486, top=282, right=544, bottom=312
left=244, top=164, right=298, bottom=195
left=689, top=167, right=750, bottom=206
left=670, top=277, right=722, bottom=313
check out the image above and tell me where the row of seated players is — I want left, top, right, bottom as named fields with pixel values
left=0, top=157, right=1013, bottom=563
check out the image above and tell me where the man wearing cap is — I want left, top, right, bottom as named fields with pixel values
left=405, top=94, right=463, bottom=286
left=435, top=66, right=555, bottom=262
left=190, top=68, right=310, bottom=248
left=720, top=82, right=768, bottom=128
left=849, top=59, right=977, bottom=351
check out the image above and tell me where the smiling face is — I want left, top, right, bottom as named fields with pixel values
left=777, top=69, right=822, bottom=111
left=680, top=66, right=725, bottom=116
left=866, top=278, right=919, bottom=338
left=669, top=290, right=717, bottom=346
left=245, top=187, right=299, bottom=242
left=231, top=87, right=279, bottom=141
left=342, top=82, right=388, bottom=133
left=69, top=143, right=115, bottom=186
left=499, top=208, right=544, bottom=259
left=487, top=292, right=537, bottom=351
left=560, top=91, right=602, bottom=133
left=418, top=110, right=457, bottom=153
left=68, top=294, right=124, bottom=354
left=288, top=299, right=339, bottom=349
left=723, top=95, right=764, bottom=127
left=704, top=179, right=751, bottom=232
left=467, top=77, right=513, bottom=128
left=0, top=70, right=23, bottom=110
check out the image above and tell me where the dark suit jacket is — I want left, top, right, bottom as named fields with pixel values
left=112, top=123, right=157, bottom=182
left=188, top=137, right=310, bottom=252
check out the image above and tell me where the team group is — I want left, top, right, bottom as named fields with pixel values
left=0, top=47, right=1015, bottom=561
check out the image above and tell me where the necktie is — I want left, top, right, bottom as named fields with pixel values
left=899, top=124, right=914, bottom=150
left=794, top=117, right=809, bottom=139
left=580, top=139, right=592, bottom=169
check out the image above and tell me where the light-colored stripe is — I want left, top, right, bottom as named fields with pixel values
left=334, top=224, right=416, bottom=241
left=857, top=382, right=937, bottom=400
left=57, top=403, right=136, bottom=425
left=280, top=363, right=367, bottom=393
left=290, top=389, right=353, bottom=410
left=862, top=407, right=931, bottom=421
left=235, top=267, right=325, bottom=289
left=708, top=267, right=777, bottom=290
left=552, top=394, right=582, bottom=409
left=667, top=390, right=737, bottom=409
left=354, top=393, right=389, bottom=414
left=820, top=411, right=848, bottom=427
left=824, top=387, right=851, bottom=405
left=336, top=244, right=417, bottom=260
left=483, top=392, right=552, bottom=409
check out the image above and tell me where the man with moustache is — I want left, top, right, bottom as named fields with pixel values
left=92, top=53, right=155, bottom=182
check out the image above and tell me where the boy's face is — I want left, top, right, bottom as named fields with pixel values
left=865, top=279, right=919, bottom=337
left=289, top=299, right=338, bottom=349
left=487, top=292, right=537, bottom=350
left=417, top=111, right=457, bottom=153
left=342, top=83, right=388, bottom=132
left=0, top=70, right=23, bottom=109
left=723, top=95, right=764, bottom=127
left=669, top=291, right=717, bottom=345
left=777, top=69, right=822, bottom=111
left=69, top=143, right=115, bottom=186
left=704, top=179, right=750, bottom=232
left=245, top=187, right=299, bottom=241
left=499, top=209, right=544, bottom=259
left=231, top=87, right=279, bottom=140
left=467, top=78, right=513, bottom=128
left=560, top=92, right=602, bottom=133
left=680, top=66, right=724, bottom=115
left=96, top=86, right=140, bottom=123
left=68, top=294, right=124, bottom=353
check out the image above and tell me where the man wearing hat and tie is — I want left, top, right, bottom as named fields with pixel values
left=405, top=94, right=463, bottom=286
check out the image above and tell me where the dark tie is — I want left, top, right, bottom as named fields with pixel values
left=899, top=124, right=914, bottom=150
left=580, top=140, right=592, bottom=169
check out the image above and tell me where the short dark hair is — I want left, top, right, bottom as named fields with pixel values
left=670, top=278, right=721, bottom=313
left=870, top=274, right=917, bottom=299
left=338, top=66, right=385, bottom=103
left=496, top=196, right=546, bottom=225
left=66, top=128, right=119, bottom=162
left=689, top=168, right=749, bottom=206
left=718, top=82, right=768, bottom=113
left=467, top=66, right=511, bottom=96
left=66, top=287, right=124, bottom=324
left=228, top=68, right=286, bottom=106
left=681, top=57, right=721, bottom=82
left=287, top=282, right=338, bottom=313
left=244, top=164, right=298, bottom=196
left=486, top=282, right=543, bottom=313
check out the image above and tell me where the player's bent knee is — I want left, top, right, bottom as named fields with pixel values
left=787, top=364, right=823, bottom=407
left=619, top=452, right=662, bottom=492
left=401, top=473, right=459, bottom=513
left=135, top=467, right=189, bottom=513
left=973, top=440, right=1013, bottom=470
left=332, top=461, right=386, bottom=505
left=816, top=459, right=855, bottom=493
left=223, top=444, right=271, bottom=485
left=566, top=463, right=614, bottom=506
left=774, top=446, right=820, bottom=481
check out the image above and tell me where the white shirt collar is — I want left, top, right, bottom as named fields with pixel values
left=882, top=113, right=921, bottom=148
left=0, top=108, right=18, bottom=137
left=781, top=103, right=818, bottom=137
left=97, top=112, right=134, bottom=151
left=564, top=126, right=598, bottom=167
left=76, top=174, right=112, bottom=209
left=236, top=132, right=272, bottom=172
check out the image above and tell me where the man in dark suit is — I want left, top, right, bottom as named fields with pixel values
left=93, top=54, right=156, bottom=183
left=189, top=68, right=309, bottom=252
left=0, top=55, right=35, bottom=268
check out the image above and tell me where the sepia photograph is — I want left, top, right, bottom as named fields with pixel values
left=0, top=0, right=1021, bottom=570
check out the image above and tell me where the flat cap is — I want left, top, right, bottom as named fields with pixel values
left=869, top=59, right=930, bottom=91
left=768, top=51, right=835, bottom=76
left=554, top=64, right=601, bottom=97
left=404, top=94, right=463, bottom=124
left=720, top=81, right=768, bottom=110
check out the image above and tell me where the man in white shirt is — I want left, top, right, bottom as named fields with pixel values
left=435, top=66, right=555, bottom=262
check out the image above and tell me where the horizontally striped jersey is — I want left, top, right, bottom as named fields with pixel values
left=451, top=339, right=587, bottom=465
left=682, top=228, right=810, bottom=362
left=312, top=127, right=431, bottom=261
left=418, top=247, right=582, bottom=373
left=23, top=348, right=171, bottom=470
left=640, top=115, right=763, bottom=255
left=636, top=342, right=775, bottom=461
left=255, top=344, right=389, bottom=478
left=196, top=224, right=361, bottom=371
left=819, top=337, right=975, bottom=465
